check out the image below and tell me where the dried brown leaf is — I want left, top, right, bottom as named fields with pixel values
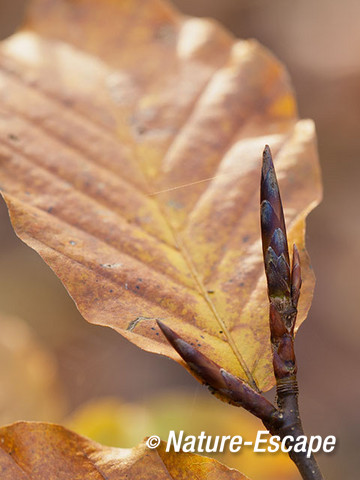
left=0, top=0, right=322, bottom=391
left=0, top=422, right=248, bottom=479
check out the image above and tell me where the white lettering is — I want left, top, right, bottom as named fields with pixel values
left=182, top=435, right=196, bottom=452
left=323, top=436, right=336, bottom=453
left=293, top=435, right=307, bottom=453
left=166, top=430, right=183, bottom=452
left=229, top=436, right=243, bottom=453
left=254, top=430, right=269, bottom=452
left=307, top=435, right=322, bottom=458
left=281, top=435, right=294, bottom=453
left=197, top=431, right=206, bottom=452
left=164, top=430, right=336, bottom=455
left=268, top=435, right=280, bottom=453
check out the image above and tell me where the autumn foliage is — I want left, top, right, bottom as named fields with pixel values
left=0, top=0, right=321, bottom=477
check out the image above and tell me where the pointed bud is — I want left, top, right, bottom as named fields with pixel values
left=261, top=146, right=291, bottom=300
left=260, top=147, right=301, bottom=386
left=261, top=145, right=289, bottom=264
left=157, top=321, right=278, bottom=423
left=157, top=321, right=227, bottom=391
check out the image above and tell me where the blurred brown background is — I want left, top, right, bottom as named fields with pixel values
left=0, top=0, right=359, bottom=478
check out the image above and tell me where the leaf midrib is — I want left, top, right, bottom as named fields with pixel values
left=127, top=59, right=260, bottom=391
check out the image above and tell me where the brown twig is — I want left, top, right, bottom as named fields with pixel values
left=158, top=145, right=324, bottom=480
left=260, top=145, right=323, bottom=479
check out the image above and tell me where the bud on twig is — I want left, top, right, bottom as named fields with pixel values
left=261, top=145, right=301, bottom=331
left=261, top=145, right=298, bottom=379
left=260, top=146, right=324, bottom=479
left=157, top=321, right=278, bottom=423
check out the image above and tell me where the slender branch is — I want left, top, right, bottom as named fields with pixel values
left=261, top=145, right=324, bottom=480
left=158, top=145, right=325, bottom=480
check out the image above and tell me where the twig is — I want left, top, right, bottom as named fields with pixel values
left=158, top=145, right=324, bottom=480
left=260, top=145, right=323, bottom=479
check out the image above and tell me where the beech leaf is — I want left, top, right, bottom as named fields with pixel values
left=0, top=0, right=322, bottom=391
left=0, top=422, right=249, bottom=479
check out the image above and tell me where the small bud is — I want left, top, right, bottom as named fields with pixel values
left=157, top=321, right=278, bottom=423
left=261, top=145, right=289, bottom=264
left=157, top=321, right=227, bottom=390
left=260, top=147, right=301, bottom=385
left=261, top=146, right=291, bottom=300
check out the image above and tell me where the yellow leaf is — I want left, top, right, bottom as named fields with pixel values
left=0, top=422, right=249, bottom=479
left=67, top=393, right=298, bottom=480
left=0, top=0, right=322, bottom=391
